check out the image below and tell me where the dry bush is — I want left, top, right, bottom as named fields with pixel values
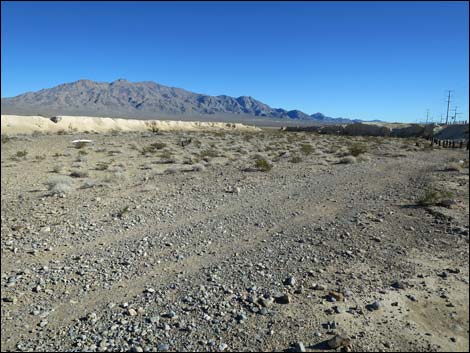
left=52, top=165, right=66, bottom=174
left=192, top=164, right=206, bottom=172
left=45, top=176, right=75, bottom=195
left=290, top=156, right=302, bottom=163
left=255, top=159, right=273, bottom=172
left=349, top=143, right=368, bottom=157
left=339, top=156, right=357, bottom=164
left=417, top=186, right=454, bottom=207
left=444, top=162, right=461, bottom=172
left=300, top=143, right=314, bottom=155
left=356, top=154, right=371, bottom=163
left=16, top=150, right=28, bottom=158
left=96, top=161, right=111, bottom=171
left=73, top=141, right=89, bottom=149
left=70, top=169, right=89, bottom=178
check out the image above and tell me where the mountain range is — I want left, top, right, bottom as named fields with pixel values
left=1, top=79, right=373, bottom=124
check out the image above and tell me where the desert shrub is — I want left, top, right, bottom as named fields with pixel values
left=141, top=142, right=166, bottom=155
left=339, top=156, right=357, bottom=164
left=77, top=150, right=88, bottom=157
left=444, top=162, right=461, bottom=172
left=151, top=142, right=167, bottom=150
left=73, top=141, right=89, bottom=149
left=192, top=163, right=206, bottom=172
left=45, top=176, right=75, bottom=195
left=52, top=165, right=66, bottom=174
left=147, top=122, right=160, bottom=134
left=300, top=143, right=314, bottom=155
left=213, top=131, right=226, bottom=138
left=115, top=206, right=130, bottom=218
left=417, top=187, right=454, bottom=207
left=35, top=154, right=46, bottom=161
left=290, top=156, right=302, bottom=163
left=1, top=135, right=12, bottom=144
left=96, top=161, right=111, bottom=170
left=356, top=154, right=371, bottom=163
left=349, top=143, right=368, bottom=157
left=80, top=179, right=95, bottom=189
left=200, top=149, right=220, bottom=158
left=70, top=169, right=89, bottom=178
left=164, top=166, right=180, bottom=175
left=16, top=150, right=28, bottom=158
left=57, top=129, right=67, bottom=135
left=255, top=159, right=273, bottom=172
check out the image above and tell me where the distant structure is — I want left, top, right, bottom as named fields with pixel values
left=445, top=90, right=452, bottom=125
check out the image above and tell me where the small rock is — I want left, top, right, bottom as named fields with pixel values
left=391, top=280, right=405, bottom=289
left=407, top=295, right=417, bottom=302
left=366, top=300, right=381, bottom=311
left=274, top=294, right=291, bottom=304
left=284, top=275, right=296, bottom=286
left=328, top=291, right=344, bottom=302
left=326, top=334, right=351, bottom=349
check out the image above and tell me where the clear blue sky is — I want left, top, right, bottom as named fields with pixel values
left=2, top=1, right=468, bottom=122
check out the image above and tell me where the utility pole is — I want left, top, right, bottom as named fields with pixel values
left=445, top=90, right=452, bottom=125
left=452, top=107, right=461, bottom=124
left=426, top=109, right=430, bottom=124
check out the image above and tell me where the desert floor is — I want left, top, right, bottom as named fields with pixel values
left=1, top=129, right=469, bottom=352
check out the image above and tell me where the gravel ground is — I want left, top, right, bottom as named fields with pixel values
left=1, top=130, right=469, bottom=352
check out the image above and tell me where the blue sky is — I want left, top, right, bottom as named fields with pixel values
left=1, top=1, right=468, bottom=122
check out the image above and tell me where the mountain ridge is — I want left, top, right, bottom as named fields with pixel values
left=1, top=79, right=370, bottom=124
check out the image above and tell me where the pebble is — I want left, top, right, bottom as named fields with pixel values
left=274, top=294, right=291, bottom=304
left=328, top=291, right=344, bottom=302
left=284, top=275, right=296, bottom=286
left=367, top=300, right=382, bottom=311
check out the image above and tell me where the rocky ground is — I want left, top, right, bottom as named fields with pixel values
left=1, top=129, right=469, bottom=352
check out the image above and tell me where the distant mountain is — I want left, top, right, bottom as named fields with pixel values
left=1, top=79, right=374, bottom=124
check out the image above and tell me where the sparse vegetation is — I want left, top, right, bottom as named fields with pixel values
left=70, top=169, right=89, bottom=178
left=339, top=156, right=357, bottom=164
left=96, top=161, right=111, bottom=170
left=290, top=156, right=302, bottom=163
left=147, top=121, right=160, bottom=134
left=444, top=162, right=461, bottom=172
left=52, top=165, right=66, bottom=174
left=417, top=186, right=454, bottom=207
left=300, top=143, right=314, bottom=155
left=16, top=150, right=28, bottom=159
left=349, top=143, right=368, bottom=157
left=255, top=159, right=272, bottom=172
left=1, top=135, right=12, bottom=144
left=45, top=175, right=74, bottom=195
left=200, top=149, right=220, bottom=158
left=73, top=141, right=89, bottom=149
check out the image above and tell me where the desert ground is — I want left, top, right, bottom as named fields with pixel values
left=1, top=126, right=469, bottom=352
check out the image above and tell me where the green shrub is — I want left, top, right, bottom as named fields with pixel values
left=16, top=150, right=28, bottom=158
left=290, top=156, right=302, bottom=163
left=349, top=143, right=368, bottom=157
left=200, top=149, right=220, bottom=158
left=255, top=159, right=272, bottom=172
left=300, top=143, right=314, bottom=155
left=417, top=187, right=454, bottom=206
